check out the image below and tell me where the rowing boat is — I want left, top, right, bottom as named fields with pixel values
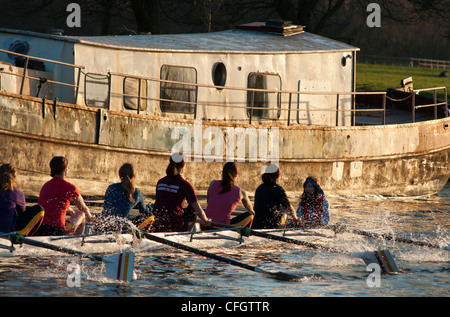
left=1, top=226, right=331, bottom=282
left=4, top=223, right=445, bottom=281
left=0, top=226, right=333, bottom=257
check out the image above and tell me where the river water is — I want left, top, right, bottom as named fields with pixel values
left=0, top=184, right=448, bottom=302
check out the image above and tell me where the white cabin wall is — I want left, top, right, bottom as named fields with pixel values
left=286, top=51, right=354, bottom=126
left=74, top=43, right=354, bottom=126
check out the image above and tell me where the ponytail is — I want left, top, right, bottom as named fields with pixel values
left=119, top=163, right=136, bottom=203
left=219, top=162, right=238, bottom=194
left=0, top=163, right=17, bottom=192
left=166, top=153, right=186, bottom=183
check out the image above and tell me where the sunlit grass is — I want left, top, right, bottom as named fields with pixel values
left=356, top=63, right=449, bottom=101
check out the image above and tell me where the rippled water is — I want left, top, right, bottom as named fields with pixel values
left=0, top=184, right=449, bottom=299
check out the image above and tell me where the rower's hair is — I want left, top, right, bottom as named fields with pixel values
left=300, top=176, right=321, bottom=206
left=220, top=162, right=238, bottom=194
left=119, top=163, right=136, bottom=203
left=0, top=163, right=17, bottom=192
left=166, top=153, right=186, bottom=183
left=50, top=156, right=68, bottom=177
left=262, top=164, right=280, bottom=184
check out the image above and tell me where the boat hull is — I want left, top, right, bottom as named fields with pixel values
left=1, top=91, right=449, bottom=197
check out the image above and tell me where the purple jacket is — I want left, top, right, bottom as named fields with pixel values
left=0, top=186, right=26, bottom=233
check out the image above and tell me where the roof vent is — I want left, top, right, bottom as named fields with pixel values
left=235, top=20, right=305, bottom=36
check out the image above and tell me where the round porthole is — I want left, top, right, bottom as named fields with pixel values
left=212, top=62, right=227, bottom=90
left=7, top=40, right=30, bottom=60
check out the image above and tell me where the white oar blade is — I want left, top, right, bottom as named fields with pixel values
left=104, top=252, right=135, bottom=282
left=359, top=249, right=399, bottom=274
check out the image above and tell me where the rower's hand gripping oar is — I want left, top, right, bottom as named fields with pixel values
left=135, top=229, right=299, bottom=281
left=5, top=233, right=135, bottom=282
left=211, top=222, right=400, bottom=274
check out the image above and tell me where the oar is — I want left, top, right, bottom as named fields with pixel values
left=329, top=224, right=449, bottom=251
left=2, top=233, right=135, bottom=282
left=211, top=222, right=400, bottom=274
left=136, top=229, right=299, bottom=281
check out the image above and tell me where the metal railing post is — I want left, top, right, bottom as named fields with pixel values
left=287, top=92, right=292, bottom=126
left=19, top=57, right=29, bottom=95
left=249, top=90, right=255, bottom=125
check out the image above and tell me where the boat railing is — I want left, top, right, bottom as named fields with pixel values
left=411, top=87, right=448, bottom=122
left=108, top=71, right=392, bottom=127
left=0, top=48, right=447, bottom=127
left=0, top=48, right=85, bottom=104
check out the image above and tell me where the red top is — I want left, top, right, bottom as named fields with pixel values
left=152, top=175, right=198, bottom=232
left=38, top=178, right=80, bottom=228
left=205, top=180, right=241, bottom=225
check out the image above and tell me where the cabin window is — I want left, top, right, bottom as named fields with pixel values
left=123, top=77, right=148, bottom=112
left=160, top=65, right=197, bottom=114
left=84, top=73, right=109, bottom=108
left=247, top=73, right=281, bottom=119
left=212, top=62, right=226, bottom=90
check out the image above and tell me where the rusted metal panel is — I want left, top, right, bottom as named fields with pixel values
left=1, top=91, right=449, bottom=197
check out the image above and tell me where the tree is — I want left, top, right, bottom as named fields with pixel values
left=130, top=0, right=161, bottom=34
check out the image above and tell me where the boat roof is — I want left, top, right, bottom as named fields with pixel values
left=0, top=28, right=359, bottom=54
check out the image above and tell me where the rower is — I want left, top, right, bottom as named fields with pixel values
left=0, top=163, right=44, bottom=236
left=252, top=164, right=299, bottom=229
left=98, top=163, right=154, bottom=232
left=296, top=177, right=330, bottom=226
left=204, top=162, right=255, bottom=229
left=35, top=156, right=95, bottom=236
left=151, top=153, right=211, bottom=232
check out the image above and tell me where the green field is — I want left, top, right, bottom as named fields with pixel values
left=356, top=63, right=449, bottom=101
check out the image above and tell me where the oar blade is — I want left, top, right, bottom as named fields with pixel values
left=104, top=252, right=135, bottom=282
left=359, top=249, right=399, bottom=274
left=270, top=271, right=302, bottom=282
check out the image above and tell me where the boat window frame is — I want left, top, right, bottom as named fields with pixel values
left=123, top=76, right=148, bottom=112
left=212, top=62, right=227, bottom=90
left=84, top=72, right=110, bottom=108
left=159, top=65, right=197, bottom=114
left=246, top=72, right=282, bottom=120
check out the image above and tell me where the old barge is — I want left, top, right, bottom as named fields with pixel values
left=0, top=24, right=448, bottom=197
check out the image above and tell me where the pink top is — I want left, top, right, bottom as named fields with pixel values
left=205, top=180, right=241, bottom=225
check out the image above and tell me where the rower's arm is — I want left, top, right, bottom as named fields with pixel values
left=286, top=204, right=299, bottom=225
left=240, top=189, right=255, bottom=215
left=74, top=195, right=94, bottom=220
left=190, top=200, right=211, bottom=226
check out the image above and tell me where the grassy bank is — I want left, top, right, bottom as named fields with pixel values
left=356, top=63, right=449, bottom=101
